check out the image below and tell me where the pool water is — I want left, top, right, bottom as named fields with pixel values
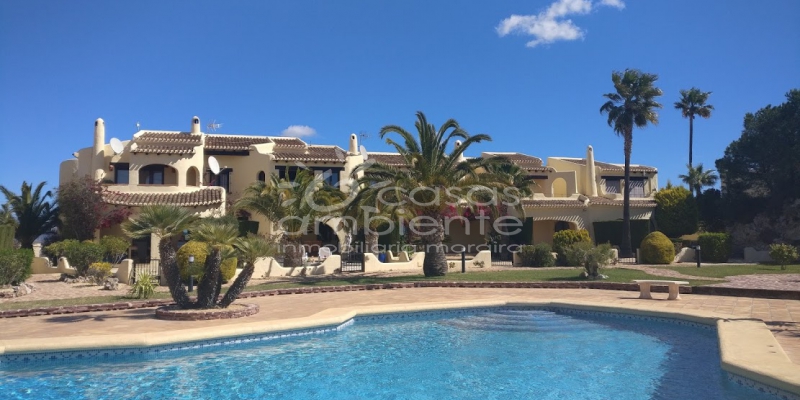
left=0, top=308, right=778, bottom=399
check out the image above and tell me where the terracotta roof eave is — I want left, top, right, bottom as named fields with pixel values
left=101, top=188, right=224, bottom=207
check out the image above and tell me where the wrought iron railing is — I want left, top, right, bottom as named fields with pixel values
left=132, top=259, right=160, bottom=283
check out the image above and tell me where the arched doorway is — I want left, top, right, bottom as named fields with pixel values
left=552, top=178, right=567, bottom=197
left=187, top=167, right=199, bottom=186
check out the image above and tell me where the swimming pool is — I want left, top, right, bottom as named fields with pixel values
left=0, top=307, right=782, bottom=399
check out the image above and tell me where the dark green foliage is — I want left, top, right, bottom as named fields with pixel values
left=564, top=242, right=614, bottom=277
left=518, top=243, right=555, bottom=267
left=698, top=233, right=731, bottom=263
left=716, top=90, right=800, bottom=223
left=53, top=240, right=105, bottom=276
left=654, top=186, right=698, bottom=238
left=639, top=231, right=675, bottom=264
left=769, top=244, right=799, bottom=270
left=0, top=225, right=14, bottom=250
left=552, top=229, right=591, bottom=260
left=100, top=236, right=129, bottom=264
left=238, top=220, right=259, bottom=237
left=0, top=248, right=34, bottom=285
left=592, top=220, right=651, bottom=249
left=696, top=189, right=725, bottom=232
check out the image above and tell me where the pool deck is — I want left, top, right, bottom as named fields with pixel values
left=1, top=287, right=800, bottom=396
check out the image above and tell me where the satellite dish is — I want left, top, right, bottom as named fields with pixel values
left=110, top=138, right=124, bottom=155
left=360, top=145, right=368, bottom=161
left=208, top=156, right=220, bottom=175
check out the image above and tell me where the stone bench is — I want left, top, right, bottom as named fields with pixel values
left=633, top=280, right=690, bottom=300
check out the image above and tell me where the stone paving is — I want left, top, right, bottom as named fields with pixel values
left=1, top=274, right=170, bottom=303
left=1, top=287, right=799, bottom=365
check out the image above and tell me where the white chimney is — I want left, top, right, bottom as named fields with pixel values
left=191, top=116, right=201, bottom=134
left=93, top=118, right=106, bottom=181
left=586, top=145, right=598, bottom=196
left=349, top=133, right=358, bottom=155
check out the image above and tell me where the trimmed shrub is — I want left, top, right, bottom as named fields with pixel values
left=50, top=240, right=104, bottom=276
left=640, top=231, right=675, bottom=264
left=564, top=242, right=613, bottom=278
left=176, top=241, right=237, bottom=283
left=0, top=225, right=14, bottom=250
left=592, top=220, right=651, bottom=249
left=698, top=233, right=731, bottom=263
left=100, top=236, right=129, bottom=264
left=769, top=243, right=798, bottom=270
left=0, top=248, right=33, bottom=285
left=552, top=229, right=591, bottom=264
left=518, top=243, right=555, bottom=267
left=654, top=186, right=698, bottom=238
left=87, top=261, right=113, bottom=284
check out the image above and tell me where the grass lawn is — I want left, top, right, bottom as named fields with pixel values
left=0, top=268, right=718, bottom=311
left=667, top=264, right=800, bottom=278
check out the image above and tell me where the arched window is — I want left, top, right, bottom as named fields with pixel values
left=552, top=178, right=568, bottom=197
left=187, top=167, right=200, bottom=186
left=139, top=164, right=178, bottom=185
left=257, top=171, right=266, bottom=182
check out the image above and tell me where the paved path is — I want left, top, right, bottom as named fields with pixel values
left=0, top=288, right=798, bottom=365
left=614, top=264, right=726, bottom=281
left=2, top=274, right=171, bottom=303
left=708, top=274, right=800, bottom=291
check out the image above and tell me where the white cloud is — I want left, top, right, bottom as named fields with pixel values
left=496, top=0, right=625, bottom=48
left=599, top=0, right=625, bottom=10
left=281, top=125, right=316, bottom=138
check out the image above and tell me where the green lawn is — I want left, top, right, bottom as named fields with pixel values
left=0, top=268, right=718, bottom=311
left=667, top=264, right=800, bottom=278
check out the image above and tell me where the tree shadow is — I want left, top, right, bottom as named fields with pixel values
left=44, top=308, right=155, bottom=323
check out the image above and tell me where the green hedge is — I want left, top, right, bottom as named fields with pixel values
left=552, top=229, right=591, bottom=265
left=0, top=248, right=33, bottom=285
left=654, top=186, right=698, bottom=238
left=698, top=233, right=731, bottom=263
left=0, top=225, right=14, bottom=250
left=592, top=220, right=651, bottom=249
left=518, top=243, right=555, bottom=267
left=639, top=231, right=674, bottom=264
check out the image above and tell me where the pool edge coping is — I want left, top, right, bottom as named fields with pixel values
left=0, top=298, right=798, bottom=396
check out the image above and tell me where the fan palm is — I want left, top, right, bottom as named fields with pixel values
left=219, top=235, right=277, bottom=308
left=679, top=163, right=719, bottom=198
left=122, top=205, right=198, bottom=307
left=341, top=183, right=409, bottom=255
left=674, top=88, right=714, bottom=166
left=236, top=168, right=346, bottom=268
left=189, top=216, right=240, bottom=308
left=600, top=69, right=663, bottom=257
left=0, top=181, right=59, bottom=248
left=353, top=111, right=524, bottom=276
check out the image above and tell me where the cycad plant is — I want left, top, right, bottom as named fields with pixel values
left=219, top=235, right=277, bottom=307
left=123, top=205, right=197, bottom=307
left=236, top=168, right=346, bottom=268
left=189, top=216, right=240, bottom=308
left=353, top=111, right=524, bottom=276
left=600, top=69, right=663, bottom=257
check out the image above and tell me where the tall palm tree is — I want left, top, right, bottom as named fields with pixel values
left=219, top=235, right=277, bottom=308
left=341, top=183, right=409, bottom=255
left=123, top=205, right=198, bottom=307
left=600, top=69, right=663, bottom=257
left=674, top=88, right=713, bottom=166
left=236, top=168, right=346, bottom=268
left=679, top=163, right=719, bottom=197
left=354, top=111, right=522, bottom=276
left=189, top=216, right=240, bottom=308
left=0, top=181, right=59, bottom=248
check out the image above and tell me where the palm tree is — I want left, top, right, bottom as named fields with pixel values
left=236, top=169, right=346, bottom=268
left=679, top=163, right=718, bottom=197
left=123, top=205, right=198, bottom=307
left=0, top=181, right=59, bottom=248
left=341, top=184, right=409, bottom=255
left=674, top=88, right=713, bottom=166
left=219, top=235, right=277, bottom=308
left=600, top=69, right=663, bottom=257
left=189, top=216, right=240, bottom=308
left=0, top=202, right=17, bottom=227
left=354, top=111, right=522, bottom=276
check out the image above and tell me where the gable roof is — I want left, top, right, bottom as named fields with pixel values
left=272, top=145, right=346, bottom=163
left=205, top=135, right=273, bottom=151
left=367, top=152, right=408, bottom=167
left=131, top=131, right=202, bottom=154
left=484, top=152, right=554, bottom=173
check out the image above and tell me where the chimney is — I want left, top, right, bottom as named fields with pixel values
left=349, top=133, right=358, bottom=155
left=191, top=116, right=201, bottom=134
left=586, top=145, right=598, bottom=196
left=454, top=140, right=466, bottom=163
left=93, top=118, right=106, bottom=180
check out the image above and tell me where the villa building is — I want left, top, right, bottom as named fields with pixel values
left=59, top=116, right=658, bottom=261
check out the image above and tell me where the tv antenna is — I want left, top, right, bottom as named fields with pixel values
left=135, top=121, right=141, bottom=131
left=358, top=131, right=370, bottom=142
left=207, top=120, right=223, bottom=132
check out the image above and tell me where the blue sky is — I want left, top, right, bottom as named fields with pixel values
left=1, top=0, right=798, bottom=194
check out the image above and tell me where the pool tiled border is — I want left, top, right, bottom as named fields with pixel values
left=0, top=299, right=798, bottom=398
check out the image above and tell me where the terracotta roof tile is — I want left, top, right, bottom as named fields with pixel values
left=367, top=152, right=408, bottom=166
left=521, top=196, right=656, bottom=208
left=206, top=135, right=273, bottom=151
left=131, top=144, right=195, bottom=154
left=485, top=152, right=554, bottom=173
left=271, top=137, right=307, bottom=148
left=561, top=158, right=657, bottom=173
left=102, top=188, right=224, bottom=207
left=272, top=146, right=346, bottom=163
left=136, top=131, right=202, bottom=145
